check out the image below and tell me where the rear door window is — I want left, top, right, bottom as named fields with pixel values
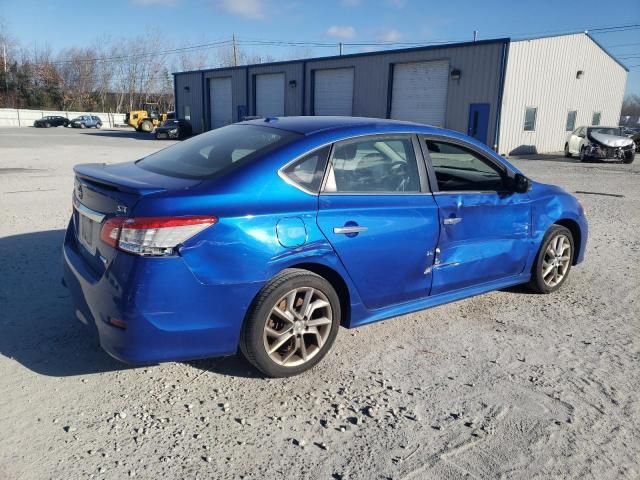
left=138, top=124, right=300, bottom=179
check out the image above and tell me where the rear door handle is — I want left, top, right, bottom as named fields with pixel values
left=333, top=226, right=368, bottom=234
left=443, top=217, right=462, bottom=225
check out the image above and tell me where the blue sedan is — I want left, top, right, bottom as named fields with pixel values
left=62, top=117, right=588, bottom=377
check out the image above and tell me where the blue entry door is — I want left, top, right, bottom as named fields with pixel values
left=467, top=103, right=490, bottom=144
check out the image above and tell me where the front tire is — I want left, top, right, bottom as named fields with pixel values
left=240, top=269, right=341, bottom=377
left=623, top=151, right=635, bottom=164
left=80, top=123, right=86, bottom=129
left=44, top=122, right=51, bottom=128
left=527, top=225, right=574, bottom=294
left=140, top=120, right=153, bottom=132
left=579, top=146, right=587, bottom=162
left=564, top=143, right=572, bottom=158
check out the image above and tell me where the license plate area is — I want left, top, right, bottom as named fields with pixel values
left=78, top=214, right=95, bottom=253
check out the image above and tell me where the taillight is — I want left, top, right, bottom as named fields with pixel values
left=100, top=216, right=217, bottom=256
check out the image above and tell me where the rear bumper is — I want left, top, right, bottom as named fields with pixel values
left=62, top=220, right=261, bottom=364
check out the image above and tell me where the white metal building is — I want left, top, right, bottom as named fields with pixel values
left=174, top=32, right=628, bottom=155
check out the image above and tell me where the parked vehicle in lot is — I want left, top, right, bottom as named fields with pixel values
left=63, top=117, right=588, bottom=377
left=33, top=115, right=69, bottom=128
left=154, top=119, right=192, bottom=140
left=565, top=126, right=635, bottom=163
left=70, top=115, right=102, bottom=129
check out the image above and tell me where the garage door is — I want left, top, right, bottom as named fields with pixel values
left=390, top=60, right=449, bottom=126
left=210, top=77, right=233, bottom=129
left=255, top=73, right=285, bottom=117
left=314, top=68, right=354, bottom=116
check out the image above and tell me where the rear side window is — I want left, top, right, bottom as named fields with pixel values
left=323, top=136, right=421, bottom=193
left=138, top=125, right=300, bottom=179
left=282, top=146, right=330, bottom=193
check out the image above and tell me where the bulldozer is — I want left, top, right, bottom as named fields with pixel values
left=125, top=103, right=169, bottom=132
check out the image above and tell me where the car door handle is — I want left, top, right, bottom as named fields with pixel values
left=333, top=226, right=368, bottom=234
left=443, top=217, right=462, bottom=225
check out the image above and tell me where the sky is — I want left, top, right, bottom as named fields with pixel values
left=1, top=0, right=639, bottom=96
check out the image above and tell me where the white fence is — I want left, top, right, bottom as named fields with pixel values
left=0, top=108, right=126, bottom=127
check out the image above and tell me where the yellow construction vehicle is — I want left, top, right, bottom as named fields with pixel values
left=125, top=103, right=169, bottom=132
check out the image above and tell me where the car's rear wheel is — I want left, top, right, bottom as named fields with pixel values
left=95, top=123, right=101, bottom=129
left=564, top=143, right=572, bottom=158
left=240, top=269, right=341, bottom=377
left=527, top=225, right=574, bottom=294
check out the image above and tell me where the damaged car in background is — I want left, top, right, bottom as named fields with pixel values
left=565, top=126, right=635, bottom=163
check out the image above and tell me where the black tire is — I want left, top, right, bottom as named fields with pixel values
left=240, top=268, right=341, bottom=377
left=95, top=123, right=101, bottom=129
left=44, top=122, right=51, bottom=128
left=564, top=143, right=572, bottom=158
left=623, top=151, right=635, bottom=164
left=526, top=225, right=574, bottom=294
left=80, top=123, right=86, bottom=129
left=140, top=120, right=153, bottom=133
left=579, top=146, right=587, bottom=162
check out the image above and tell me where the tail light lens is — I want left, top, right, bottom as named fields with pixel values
left=100, top=216, right=217, bottom=256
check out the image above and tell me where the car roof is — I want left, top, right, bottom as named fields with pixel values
left=239, top=116, right=436, bottom=135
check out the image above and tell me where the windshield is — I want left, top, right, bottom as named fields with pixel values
left=589, top=127, right=622, bottom=136
left=137, top=124, right=300, bottom=179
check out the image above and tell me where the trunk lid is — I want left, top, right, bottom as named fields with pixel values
left=72, top=161, right=202, bottom=275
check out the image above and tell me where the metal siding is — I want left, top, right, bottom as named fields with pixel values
left=174, top=72, right=204, bottom=132
left=304, top=42, right=505, bottom=143
left=499, top=34, right=628, bottom=155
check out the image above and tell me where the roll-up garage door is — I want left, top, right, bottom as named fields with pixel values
left=313, top=68, right=354, bottom=116
left=210, top=77, right=233, bottom=129
left=255, top=73, right=285, bottom=117
left=390, top=60, right=449, bottom=126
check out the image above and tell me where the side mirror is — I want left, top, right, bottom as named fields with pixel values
left=512, top=173, right=531, bottom=194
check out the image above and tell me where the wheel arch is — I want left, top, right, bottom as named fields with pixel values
left=554, top=218, right=581, bottom=265
left=286, top=262, right=352, bottom=328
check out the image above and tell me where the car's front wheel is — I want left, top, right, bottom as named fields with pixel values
left=623, top=151, right=635, bottom=164
left=579, top=146, right=589, bottom=162
left=564, top=143, right=572, bottom=158
left=527, top=225, right=574, bottom=294
left=240, top=269, right=341, bottom=377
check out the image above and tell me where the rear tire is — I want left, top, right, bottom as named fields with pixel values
left=140, top=120, right=153, bottom=133
left=526, top=225, right=574, bottom=294
left=240, top=269, right=341, bottom=377
left=564, top=143, right=572, bottom=158
left=95, top=123, right=101, bottom=129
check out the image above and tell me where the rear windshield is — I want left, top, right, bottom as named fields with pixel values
left=137, top=124, right=300, bottom=179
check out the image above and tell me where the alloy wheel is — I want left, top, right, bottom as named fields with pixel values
left=263, top=287, right=333, bottom=367
left=542, top=234, right=572, bottom=287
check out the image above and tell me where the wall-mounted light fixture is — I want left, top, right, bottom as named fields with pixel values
left=184, top=86, right=190, bottom=92
left=576, top=70, right=584, bottom=79
left=289, top=80, right=297, bottom=88
left=450, top=68, right=461, bottom=81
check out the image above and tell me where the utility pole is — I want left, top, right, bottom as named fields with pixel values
left=339, top=42, right=343, bottom=56
left=3, top=43, right=7, bottom=93
left=232, top=33, right=238, bottom=67
left=473, top=30, right=478, bottom=42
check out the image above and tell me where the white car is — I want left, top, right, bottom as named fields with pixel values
left=565, top=126, right=635, bottom=163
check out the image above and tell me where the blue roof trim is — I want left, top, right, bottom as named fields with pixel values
left=513, top=31, right=629, bottom=72
left=172, top=37, right=510, bottom=76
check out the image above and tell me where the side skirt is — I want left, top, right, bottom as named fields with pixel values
left=350, top=273, right=531, bottom=328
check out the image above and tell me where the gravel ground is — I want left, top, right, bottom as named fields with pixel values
left=0, top=127, right=638, bottom=480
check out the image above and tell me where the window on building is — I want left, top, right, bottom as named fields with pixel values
left=566, top=110, right=577, bottom=131
left=323, top=136, right=421, bottom=193
left=523, top=107, right=537, bottom=131
left=282, top=146, right=331, bottom=193
left=184, top=105, right=191, bottom=121
left=425, top=140, right=506, bottom=192
left=592, top=112, right=601, bottom=126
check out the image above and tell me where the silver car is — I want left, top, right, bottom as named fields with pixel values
left=565, top=126, right=635, bottom=164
